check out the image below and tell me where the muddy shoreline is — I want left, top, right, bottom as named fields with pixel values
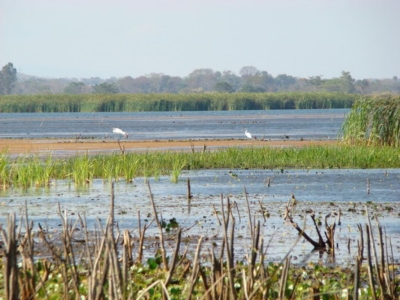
left=0, top=138, right=337, bottom=155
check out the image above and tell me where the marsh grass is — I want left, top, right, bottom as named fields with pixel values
left=341, top=95, right=400, bottom=147
left=0, top=144, right=399, bottom=188
left=0, top=186, right=398, bottom=299
left=0, top=92, right=357, bottom=113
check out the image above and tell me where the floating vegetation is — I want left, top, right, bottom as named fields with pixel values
left=0, top=184, right=398, bottom=299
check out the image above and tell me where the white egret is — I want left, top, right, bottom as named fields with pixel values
left=113, top=127, right=128, bottom=138
left=245, top=129, right=252, bottom=139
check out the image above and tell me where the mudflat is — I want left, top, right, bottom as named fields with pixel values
left=0, top=138, right=337, bottom=155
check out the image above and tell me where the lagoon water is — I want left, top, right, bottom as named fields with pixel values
left=0, top=109, right=348, bottom=140
left=1, top=108, right=399, bottom=264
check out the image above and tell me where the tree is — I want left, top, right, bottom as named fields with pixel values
left=355, top=79, right=370, bottom=94
left=63, top=82, right=86, bottom=94
left=92, top=82, right=119, bottom=94
left=240, top=83, right=265, bottom=93
left=0, top=62, right=17, bottom=94
left=275, top=74, right=296, bottom=91
left=214, top=81, right=234, bottom=93
left=339, top=71, right=355, bottom=93
left=239, top=66, right=259, bottom=78
left=186, top=68, right=217, bottom=91
left=306, top=76, right=323, bottom=92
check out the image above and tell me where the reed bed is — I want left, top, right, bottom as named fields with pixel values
left=0, top=184, right=398, bottom=299
left=0, top=92, right=357, bottom=112
left=1, top=144, right=400, bottom=188
left=341, top=94, right=400, bottom=147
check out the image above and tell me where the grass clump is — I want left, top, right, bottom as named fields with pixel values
left=341, top=94, right=400, bottom=147
left=0, top=144, right=399, bottom=188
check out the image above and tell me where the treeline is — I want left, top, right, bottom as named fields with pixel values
left=0, top=92, right=358, bottom=113
left=9, top=65, right=400, bottom=95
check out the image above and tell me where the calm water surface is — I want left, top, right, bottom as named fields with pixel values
left=0, top=109, right=348, bottom=140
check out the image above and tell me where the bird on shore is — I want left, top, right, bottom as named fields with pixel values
left=113, top=127, right=128, bottom=139
left=245, top=129, right=252, bottom=139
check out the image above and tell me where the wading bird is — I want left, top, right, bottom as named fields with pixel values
left=245, top=129, right=252, bottom=139
left=113, top=127, right=128, bottom=138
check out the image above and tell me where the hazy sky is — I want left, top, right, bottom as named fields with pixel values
left=1, top=0, right=399, bottom=80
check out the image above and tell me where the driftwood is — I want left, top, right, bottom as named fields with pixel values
left=284, top=197, right=336, bottom=252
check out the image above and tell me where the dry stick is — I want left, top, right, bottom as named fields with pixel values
left=105, top=217, right=123, bottom=299
left=365, top=224, right=377, bottom=300
left=78, top=213, right=93, bottom=271
left=187, top=177, right=192, bottom=213
left=227, top=197, right=235, bottom=268
left=190, top=142, right=195, bottom=153
left=381, top=228, right=392, bottom=297
left=108, top=185, right=124, bottom=299
left=136, top=280, right=171, bottom=300
left=136, top=211, right=155, bottom=264
left=378, top=225, right=386, bottom=286
left=185, top=236, right=204, bottom=300
left=233, top=201, right=241, bottom=223
left=89, top=219, right=109, bottom=300
left=147, top=181, right=169, bottom=271
left=242, top=269, right=250, bottom=300
left=57, top=203, right=81, bottom=297
left=20, top=201, right=36, bottom=297
left=0, top=213, right=19, bottom=300
left=117, top=139, right=125, bottom=155
left=387, top=236, right=395, bottom=297
left=278, top=256, right=292, bottom=300
left=210, top=246, right=222, bottom=299
left=365, top=206, right=384, bottom=294
left=122, top=229, right=132, bottom=291
left=357, top=224, right=364, bottom=260
left=110, top=182, right=115, bottom=227
left=243, top=186, right=254, bottom=241
left=220, top=195, right=237, bottom=300
left=198, top=266, right=211, bottom=300
left=165, top=228, right=182, bottom=286
left=212, top=204, right=222, bottom=226
left=248, top=221, right=261, bottom=293
left=310, top=213, right=326, bottom=247
left=258, top=199, right=266, bottom=223
left=353, top=252, right=361, bottom=300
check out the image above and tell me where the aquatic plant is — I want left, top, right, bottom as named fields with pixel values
left=0, top=143, right=400, bottom=188
left=341, top=94, right=400, bottom=147
left=170, top=158, right=187, bottom=183
left=0, top=92, right=357, bottom=113
left=0, top=186, right=398, bottom=299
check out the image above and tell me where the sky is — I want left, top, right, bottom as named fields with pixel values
left=1, top=0, right=399, bottom=80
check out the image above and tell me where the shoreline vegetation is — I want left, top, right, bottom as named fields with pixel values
left=0, top=140, right=399, bottom=188
left=0, top=92, right=358, bottom=112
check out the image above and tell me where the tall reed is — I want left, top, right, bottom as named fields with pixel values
left=0, top=92, right=357, bottom=113
left=1, top=144, right=400, bottom=188
left=341, top=94, right=400, bottom=147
